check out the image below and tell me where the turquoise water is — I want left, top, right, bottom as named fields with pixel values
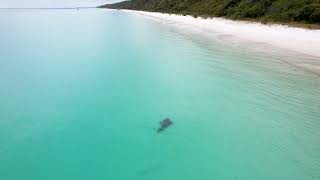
left=0, top=9, right=319, bottom=180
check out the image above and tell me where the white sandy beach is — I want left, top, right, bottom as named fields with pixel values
left=124, top=10, right=320, bottom=58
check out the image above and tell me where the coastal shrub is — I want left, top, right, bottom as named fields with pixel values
left=310, top=9, right=320, bottom=22
left=296, top=4, right=320, bottom=22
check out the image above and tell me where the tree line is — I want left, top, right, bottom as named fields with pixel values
left=100, top=0, right=320, bottom=24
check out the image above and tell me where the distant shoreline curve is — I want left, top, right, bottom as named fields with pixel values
left=121, top=9, right=320, bottom=59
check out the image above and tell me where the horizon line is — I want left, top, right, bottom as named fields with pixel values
left=0, top=7, right=97, bottom=10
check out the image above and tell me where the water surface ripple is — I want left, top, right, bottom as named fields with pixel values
left=0, top=9, right=319, bottom=180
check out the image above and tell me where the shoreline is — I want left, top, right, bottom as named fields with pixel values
left=122, top=10, right=320, bottom=59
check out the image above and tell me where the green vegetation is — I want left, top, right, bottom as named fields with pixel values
left=99, top=0, right=320, bottom=25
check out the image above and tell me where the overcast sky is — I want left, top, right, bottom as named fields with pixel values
left=0, top=0, right=118, bottom=8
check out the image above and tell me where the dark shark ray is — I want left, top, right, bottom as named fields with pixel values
left=157, top=118, right=173, bottom=132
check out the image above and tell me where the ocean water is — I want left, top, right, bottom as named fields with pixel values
left=0, top=9, right=319, bottom=180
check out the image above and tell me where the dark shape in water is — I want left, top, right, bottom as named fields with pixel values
left=157, top=118, right=173, bottom=132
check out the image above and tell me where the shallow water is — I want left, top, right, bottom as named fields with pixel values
left=0, top=9, right=319, bottom=180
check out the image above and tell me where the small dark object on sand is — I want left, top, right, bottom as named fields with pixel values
left=157, top=118, right=173, bottom=132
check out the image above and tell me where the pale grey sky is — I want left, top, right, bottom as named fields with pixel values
left=0, top=0, right=119, bottom=8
